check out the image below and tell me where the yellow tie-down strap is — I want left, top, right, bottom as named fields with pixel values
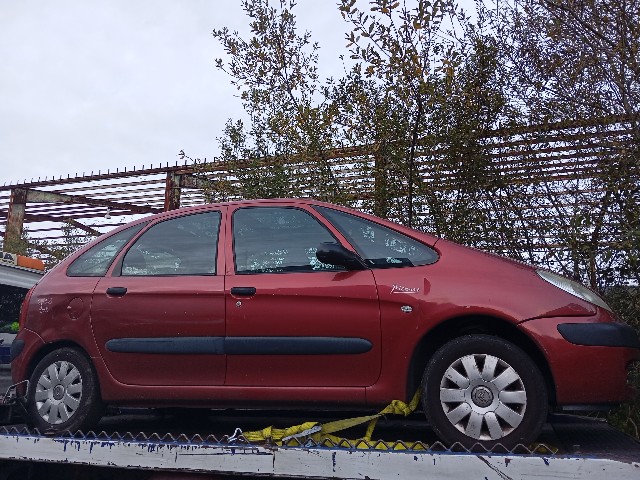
left=241, top=390, right=559, bottom=454
left=242, top=390, right=425, bottom=450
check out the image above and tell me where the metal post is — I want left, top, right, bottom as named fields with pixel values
left=4, top=188, right=27, bottom=254
left=164, top=172, right=182, bottom=211
left=373, top=151, right=389, bottom=218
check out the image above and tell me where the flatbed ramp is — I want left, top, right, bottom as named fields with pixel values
left=1, top=415, right=639, bottom=479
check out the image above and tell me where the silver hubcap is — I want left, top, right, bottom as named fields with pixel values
left=35, top=361, right=83, bottom=425
left=439, top=354, right=527, bottom=441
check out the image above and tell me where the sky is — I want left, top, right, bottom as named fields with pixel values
left=0, top=1, right=352, bottom=185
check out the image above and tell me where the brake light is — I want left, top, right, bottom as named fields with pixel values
left=18, top=287, right=35, bottom=330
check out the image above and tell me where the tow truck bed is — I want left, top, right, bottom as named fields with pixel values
left=0, top=411, right=638, bottom=479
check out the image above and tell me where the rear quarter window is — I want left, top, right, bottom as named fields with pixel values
left=67, top=223, right=147, bottom=277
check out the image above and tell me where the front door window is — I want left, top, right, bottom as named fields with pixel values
left=233, top=207, right=341, bottom=274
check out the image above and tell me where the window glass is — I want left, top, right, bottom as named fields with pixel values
left=233, top=207, right=342, bottom=274
left=67, top=223, right=147, bottom=277
left=315, top=206, right=438, bottom=269
left=122, top=212, right=220, bottom=276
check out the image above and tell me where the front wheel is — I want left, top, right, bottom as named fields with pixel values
left=422, top=335, right=547, bottom=449
left=27, top=348, right=104, bottom=433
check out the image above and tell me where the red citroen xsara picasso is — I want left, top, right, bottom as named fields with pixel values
left=10, top=199, right=640, bottom=448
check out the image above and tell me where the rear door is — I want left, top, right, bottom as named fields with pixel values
left=224, top=205, right=381, bottom=388
left=91, top=210, right=226, bottom=386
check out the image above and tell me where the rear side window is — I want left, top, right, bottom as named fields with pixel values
left=67, top=223, right=147, bottom=277
left=315, top=206, right=438, bottom=268
left=121, top=211, right=221, bottom=276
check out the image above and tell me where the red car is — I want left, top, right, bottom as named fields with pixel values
left=10, top=199, right=640, bottom=448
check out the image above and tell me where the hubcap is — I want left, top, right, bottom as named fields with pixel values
left=439, top=354, right=527, bottom=441
left=34, top=360, right=83, bottom=425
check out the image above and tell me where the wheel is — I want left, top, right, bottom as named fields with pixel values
left=422, top=335, right=547, bottom=449
left=27, top=348, right=104, bottom=433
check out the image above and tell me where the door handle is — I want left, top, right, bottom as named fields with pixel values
left=230, top=287, right=256, bottom=297
left=106, top=287, right=128, bottom=297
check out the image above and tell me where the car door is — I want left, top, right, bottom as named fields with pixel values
left=314, top=205, right=440, bottom=394
left=224, top=205, right=381, bottom=387
left=91, top=210, right=226, bottom=386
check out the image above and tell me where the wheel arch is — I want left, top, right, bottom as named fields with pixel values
left=26, top=341, right=100, bottom=388
left=406, top=315, right=556, bottom=405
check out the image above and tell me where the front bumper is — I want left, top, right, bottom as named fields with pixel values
left=518, top=316, right=640, bottom=405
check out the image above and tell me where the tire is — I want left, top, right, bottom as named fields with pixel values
left=422, top=335, right=547, bottom=449
left=27, top=348, right=104, bottom=434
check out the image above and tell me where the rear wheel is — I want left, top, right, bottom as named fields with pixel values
left=27, top=348, right=104, bottom=433
left=423, top=335, right=547, bottom=449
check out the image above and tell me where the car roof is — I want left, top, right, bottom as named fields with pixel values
left=102, top=198, right=441, bottom=247
left=135, top=198, right=351, bottom=220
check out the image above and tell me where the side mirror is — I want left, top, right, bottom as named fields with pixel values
left=316, top=243, right=368, bottom=271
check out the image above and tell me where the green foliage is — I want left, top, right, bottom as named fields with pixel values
left=604, top=287, right=640, bottom=438
left=1, top=227, right=32, bottom=257
left=0, top=321, right=20, bottom=334
left=0, top=285, right=27, bottom=332
left=484, top=0, right=640, bottom=125
left=29, top=221, right=99, bottom=270
left=204, top=0, right=515, bottom=233
left=339, top=0, right=518, bottom=238
left=476, top=0, right=640, bottom=291
left=201, top=0, right=349, bottom=204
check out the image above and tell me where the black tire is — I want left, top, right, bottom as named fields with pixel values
left=27, top=348, right=104, bottom=433
left=422, top=335, right=547, bottom=449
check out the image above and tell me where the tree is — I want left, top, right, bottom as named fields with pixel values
left=339, top=0, right=462, bottom=227
left=205, top=0, right=516, bottom=243
left=339, top=0, right=518, bottom=249
left=479, top=0, right=640, bottom=290
left=1, top=227, right=31, bottom=256
left=202, top=0, right=349, bottom=204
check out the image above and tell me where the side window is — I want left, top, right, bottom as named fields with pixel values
left=121, top=212, right=221, bottom=276
left=315, top=207, right=438, bottom=269
left=67, top=223, right=147, bottom=277
left=233, top=207, right=342, bottom=274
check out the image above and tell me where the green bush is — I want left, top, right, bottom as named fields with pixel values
left=0, top=320, right=19, bottom=334
left=605, top=287, right=640, bottom=439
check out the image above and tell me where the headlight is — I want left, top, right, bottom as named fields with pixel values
left=536, top=269, right=612, bottom=312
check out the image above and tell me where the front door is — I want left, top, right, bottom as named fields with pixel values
left=91, top=210, right=226, bottom=386
left=224, top=205, right=381, bottom=387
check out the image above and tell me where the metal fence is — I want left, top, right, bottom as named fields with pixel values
left=0, top=116, right=634, bottom=264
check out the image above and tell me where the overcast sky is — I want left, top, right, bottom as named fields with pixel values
left=0, top=1, right=351, bottom=185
